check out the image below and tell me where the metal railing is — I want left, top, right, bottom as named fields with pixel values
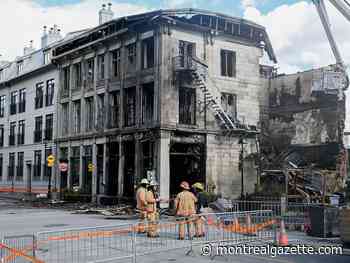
left=230, top=200, right=323, bottom=228
left=1, top=210, right=277, bottom=262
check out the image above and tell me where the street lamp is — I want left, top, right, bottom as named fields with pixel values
left=238, top=136, right=247, bottom=199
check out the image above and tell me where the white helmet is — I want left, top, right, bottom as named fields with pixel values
left=149, top=180, right=158, bottom=186
left=140, top=178, right=149, bottom=185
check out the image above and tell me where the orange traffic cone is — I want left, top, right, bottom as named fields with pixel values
left=231, top=217, right=240, bottom=231
left=278, top=219, right=288, bottom=246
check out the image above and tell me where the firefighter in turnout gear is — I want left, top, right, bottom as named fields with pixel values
left=146, top=180, right=160, bottom=238
left=136, top=178, right=149, bottom=233
left=192, top=182, right=205, bottom=237
left=174, top=181, right=198, bottom=240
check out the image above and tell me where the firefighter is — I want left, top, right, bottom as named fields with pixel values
left=146, top=180, right=160, bottom=238
left=136, top=178, right=149, bottom=234
left=192, top=182, right=205, bottom=237
left=174, top=181, right=198, bottom=240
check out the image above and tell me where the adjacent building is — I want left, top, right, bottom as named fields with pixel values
left=0, top=25, right=83, bottom=194
left=51, top=8, right=276, bottom=202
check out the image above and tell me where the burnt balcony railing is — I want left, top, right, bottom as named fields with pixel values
left=173, top=55, right=208, bottom=72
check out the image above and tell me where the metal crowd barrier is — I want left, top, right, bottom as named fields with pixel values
left=230, top=200, right=324, bottom=229
left=0, top=210, right=277, bottom=263
left=35, top=224, right=135, bottom=263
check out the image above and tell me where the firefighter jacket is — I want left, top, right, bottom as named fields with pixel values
left=174, top=190, right=198, bottom=217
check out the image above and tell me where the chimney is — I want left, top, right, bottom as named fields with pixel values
left=99, top=3, right=114, bottom=25
left=41, top=24, right=63, bottom=48
left=23, top=40, right=35, bottom=55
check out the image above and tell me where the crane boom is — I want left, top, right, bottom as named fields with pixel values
left=329, top=0, right=350, bottom=23
left=312, top=0, right=349, bottom=91
left=313, top=0, right=344, bottom=66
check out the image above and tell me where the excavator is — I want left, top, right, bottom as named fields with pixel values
left=312, top=0, right=350, bottom=95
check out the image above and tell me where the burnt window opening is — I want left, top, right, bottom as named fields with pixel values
left=61, top=103, right=69, bottom=136
left=98, top=54, right=105, bottom=80
left=70, top=146, right=80, bottom=187
left=111, top=49, right=121, bottom=77
left=142, top=82, right=154, bottom=124
left=142, top=37, right=154, bottom=69
left=97, top=94, right=105, bottom=129
left=179, top=87, right=196, bottom=125
left=220, top=49, right=236, bottom=78
left=124, top=87, right=136, bottom=127
left=179, top=41, right=196, bottom=68
left=73, top=62, right=82, bottom=89
left=218, top=18, right=226, bottom=31
left=109, top=91, right=120, bottom=128
left=86, top=58, right=95, bottom=83
left=240, top=24, right=252, bottom=39
left=221, top=93, right=237, bottom=122
left=72, top=100, right=81, bottom=134
left=127, top=43, right=136, bottom=66
left=142, top=141, right=154, bottom=179
left=63, top=66, right=70, bottom=91
left=85, top=97, right=94, bottom=132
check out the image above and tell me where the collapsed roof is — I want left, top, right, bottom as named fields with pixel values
left=53, top=8, right=277, bottom=63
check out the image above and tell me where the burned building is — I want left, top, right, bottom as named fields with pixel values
left=52, top=7, right=277, bottom=202
left=261, top=66, right=347, bottom=200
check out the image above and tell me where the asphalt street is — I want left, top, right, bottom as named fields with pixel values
left=0, top=196, right=349, bottom=263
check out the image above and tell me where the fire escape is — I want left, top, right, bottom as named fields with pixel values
left=173, top=55, right=258, bottom=135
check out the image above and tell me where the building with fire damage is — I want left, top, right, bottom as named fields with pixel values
left=52, top=7, right=277, bottom=202
left=261, top=66, right=347, bottom=200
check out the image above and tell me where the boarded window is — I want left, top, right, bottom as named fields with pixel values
left=220, top=49, right=236, bottom=77
left=221, top=93, right=237, bottom=121
left=142, top=37, right=154, bottom=69
left=179, top=87, right=196, bottom=125
left=142, top=83, right=154, bottom=124
left=124, top=87, right=136, bottom=127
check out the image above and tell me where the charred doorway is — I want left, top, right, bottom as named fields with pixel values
left=107, top=141, right=119, bottom=196
left=123, top=140, right=135, bottom=198
left=170, top=142, right=205, bottom=196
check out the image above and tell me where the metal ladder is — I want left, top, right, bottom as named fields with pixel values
left=190, top=57, right=236, bottom=130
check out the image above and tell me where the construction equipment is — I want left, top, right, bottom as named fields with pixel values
left=312, top=0, right=350, bottom=94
